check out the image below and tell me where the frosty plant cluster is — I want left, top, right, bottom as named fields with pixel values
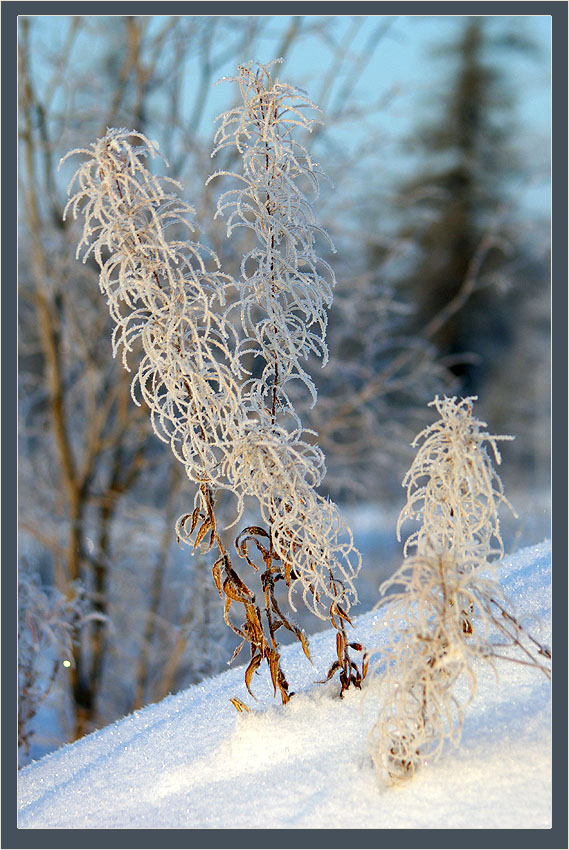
left=61, top=60, right=549, bottom=783
left=61, top=59, right=364, bottom=705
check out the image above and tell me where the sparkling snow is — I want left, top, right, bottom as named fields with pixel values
left=18, top=541, right=551, bottom=830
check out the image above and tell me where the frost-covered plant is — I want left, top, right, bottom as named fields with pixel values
left=18, top=572, right=102, bottom=761
left=60, top=60, right=364, bottom=704
left=209, top=59, right=333, bottom=412
left=396, top=395, right=516, bottom=562
left=368, top=396, right=550, bottom=785
left=209, top=61, right=362, bottom=687
left=60, top=129, right=242, bottom=491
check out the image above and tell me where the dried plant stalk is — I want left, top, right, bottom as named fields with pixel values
left=368, top=396, right=550, bottom=785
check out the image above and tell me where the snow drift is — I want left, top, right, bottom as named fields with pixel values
left=18, top=540, right=551, bottom=830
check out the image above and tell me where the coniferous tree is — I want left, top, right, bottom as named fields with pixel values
left=396, top=17, right=545, bottom=394
left=390, top=17, right=550, bottom=504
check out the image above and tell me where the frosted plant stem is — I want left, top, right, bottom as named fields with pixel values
left=210, top=59, right=365, bottom=694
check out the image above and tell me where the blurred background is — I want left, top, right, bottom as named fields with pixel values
left=18, top=14, right=551, bottom=765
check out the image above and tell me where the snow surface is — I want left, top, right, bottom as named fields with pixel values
left=18, top=540, right=552, bottom=830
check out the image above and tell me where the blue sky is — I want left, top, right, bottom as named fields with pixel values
left=29, top=13, right=551, bottom=133
left=28, top=13, right=551, bottom=216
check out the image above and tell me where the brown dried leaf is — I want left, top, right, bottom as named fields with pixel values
left=240, top=526, right=270, bottom=539
left=235, top=542, right=260, bottom=571
left=223, top=577, right=251, bottom=603
left=223, top=566, right=253, bottom=602
left=336, top=604, right=353, bottom=626
left=277, top=684, right=290, bottom=704
left=244, top=603, right=264, bottom=646
left=236, top=532, right=270, bottom=568
left=336, top=630, right=344, bottom=663
left=203, top=491, right=216, bottom=530
left=244, top=653, right=262, bottom=697
left=188, top=505, right=201, bottom=536
left=176, top=514, right=192, bottom=543
left=266, top=648, right=280, bottom=696
left=276, top=666, right=291, bottom=704
left=230, top=697, right=250, bottom=713
left=193, top=517, right=212, bottom=550
left=317, top=660, right=342, bottom=684
left=212, top=557, right=224, bottom=596
left=298, top=630, right=312, bottom=662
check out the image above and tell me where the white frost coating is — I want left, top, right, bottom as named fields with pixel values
left=60, top=129, right=242, bottom=491
left=221, top=421, right=359, bottom=618
left=207, top=60, right=360, bottom=614
left=208, top=59, right=334, bottom=412
left=397, top=395, right=516, bottom=561
left=60, top=85, right=360, bottom=625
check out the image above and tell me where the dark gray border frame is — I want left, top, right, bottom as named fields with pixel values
left=4, top=2, right=567, bottom=848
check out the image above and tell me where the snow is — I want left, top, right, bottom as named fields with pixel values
left=17, top=540, right=551, bottom=830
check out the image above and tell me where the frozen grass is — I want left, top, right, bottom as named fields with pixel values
left=18, top=540, right=551, bottom=830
